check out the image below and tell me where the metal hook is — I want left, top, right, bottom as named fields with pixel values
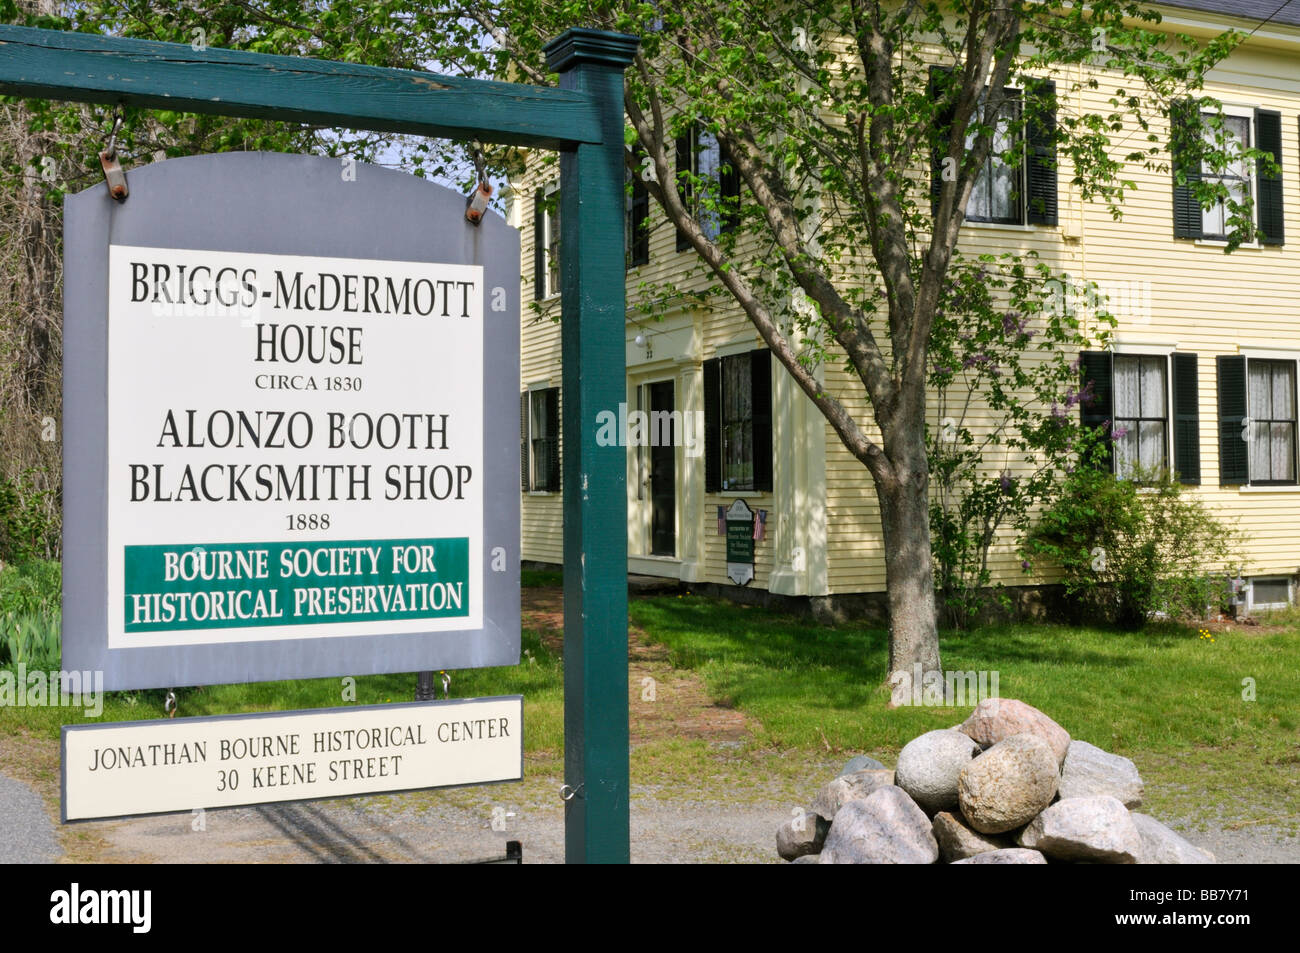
left=440, top=670, right=451, bottom=699
left=100, top=108, right=128, bottom=201
left=559, top=783, right=584, bottom=802
left=164, top=690, right=177, bottom=718
left=105, top=111, right=122, bottom=159
left=465, top=145, right=492, bottom=225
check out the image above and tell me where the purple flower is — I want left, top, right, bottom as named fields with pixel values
left=999, top=471, right=1014, bottom=495
left=1051, top=402, right=1065, bottom=420
left=1069, top=355, right=1081, bottom=374
left=1021, top=560, right=1031, bottom=571
left=1111, top=425, right=1129, bottom=440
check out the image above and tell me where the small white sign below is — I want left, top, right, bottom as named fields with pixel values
left=61, top=696, right=522, bottom=822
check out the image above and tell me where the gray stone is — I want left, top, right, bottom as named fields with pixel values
left=819, top=786, right=939, bottom=864
left=777, top=811, right=829, bottom=861
left=790, top=854, right=820, bottom=864
left=811, top=768, right=895, bottom=821
left=1059, top=740, right=1144, bottom=808
left=951, top=848, right=1048, bottom=865
left=895, top=729, right=982, bottom=814
left=840, top=755, right=887, bottom=775
left=932, top=811, right=1011, bottom=861
left=1018, top=796, right=1141, bottom=863
left=1132, top=813, right=1216, bottom=864
left=959, top=698, right=1071, bottom=766
left=957, top=733, right=1060, bottom=834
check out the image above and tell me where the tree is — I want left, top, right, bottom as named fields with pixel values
left=430, top=0, right=1246, bottom=696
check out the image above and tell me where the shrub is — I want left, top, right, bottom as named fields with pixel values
left=0, top=558, right=61, bottom=617
left=1023, top=464, right=1242, bottom=628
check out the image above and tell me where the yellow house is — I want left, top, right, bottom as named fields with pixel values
left=509, top=0, right=1300, bottom=617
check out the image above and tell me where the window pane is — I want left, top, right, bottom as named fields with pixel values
left=696, top=131, right=723, bottom=241
left=1140, top=356, right=1166, bottom=417
left=721, top=354, right=754, bottom=489
left=1273, top=363, right=1294, bottom=418
left=1114, top=423, right=1139, bottom=479
left=1272, top=422, right=1295, bottom=482
left=989, top=102, right=1020, bottom=221
left=1139, top=420, right=1166, bottom=469
left=1114, top=356, right=1140, bottom=416
left=1248, top=363, right=1272, bottom=418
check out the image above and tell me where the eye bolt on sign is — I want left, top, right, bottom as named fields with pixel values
left=62, top=152, right=521, bottom=691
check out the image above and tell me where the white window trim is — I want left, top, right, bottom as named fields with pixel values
left=525, top=381, right=560, bottom=495
left=1235, top=349, right=1300, bottom=488
left=1194, top=102, right=1261, bottom=249
left=1246, top=576, right=1293, bottom=612
left=541, top=181, right=561, bottom=300
left=1110, top=348, right=1175, bottom=480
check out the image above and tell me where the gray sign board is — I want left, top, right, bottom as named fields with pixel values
left=63, top=152, right=520, bottom=690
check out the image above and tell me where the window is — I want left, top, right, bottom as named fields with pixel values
left=1247, top=360, right=1295, bottom=484
left=1217, top=355, right=1297, bottom=486
left=965, top=92, right=1023, bottom=225
left=627, top=151, right=650, bottom=268
left=929, top=69, right=1057, bottom=227
left=1248, top=576, right=1293, bottom=611
left=1112, top=354, right=1168, bottom=478
left=1200, top=111, right=1251, bottom=239
left=1171, top=104, right=1284, bottom=245
left=703, top=349, right=772, bottom=493
left=532, top=185, right=560, bottom=299
left=520, top=387, right=560, bottom=492
left=1079, top=350, right=1200, bottom=484
left=676, top=124, right=740, bottom=250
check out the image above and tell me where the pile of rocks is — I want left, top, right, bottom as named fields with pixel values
left=777, top=698, right=1215, bottom=864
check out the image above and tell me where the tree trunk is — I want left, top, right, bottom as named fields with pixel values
left=875, top=437, right=941, bottom=707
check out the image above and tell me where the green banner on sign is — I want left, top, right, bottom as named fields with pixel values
left=123, top=537, right=469, bottom=632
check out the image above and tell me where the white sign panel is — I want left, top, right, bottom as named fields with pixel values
left=62, top=697, right=522, bottom=822
left=107, top=246, right=483, bottom=648
left=63, top=154, right=520, bottom=690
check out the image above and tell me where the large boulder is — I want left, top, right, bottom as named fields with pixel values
left=1131, top=814, right=1216, bottom=864
left=895, top=729, right=982, bottom=814
left=1059, top=740, right=1144, bottom=808
left=958, top=698, right=1071, bottom=766
left=951, top=848, right=1048, bottom=865
left=777, top=811, right=829, bottom=861
left=811, top=769, right=895, bottom=821
left=932, top=811, right=1012, bottom=861
left=1018, top=796, right=1141, bottom=863
left=957, top=733, right=1059, bottom=834
left=819, top=787, right=939, bottom=864
left=840, top=755, right=887, bottom=775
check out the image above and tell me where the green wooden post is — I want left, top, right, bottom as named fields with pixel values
left=544, top=28, right=639, bottom=865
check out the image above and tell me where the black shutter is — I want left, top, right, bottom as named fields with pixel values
left=929, top=66, right=954, bottom=219
left=533, top=188, right=546, bottom=299
left=750, top=349, right=773, bottom=492
left=1172, top=353, right=1201, bottom=485
left=1171, top=99, right=1204, bottom=240
left=703, top=357, right=721, bottom=492
left=520, top=391, right=530, bottom=491
left=675, top=129, right=693, bottom=252
left=1025, top=78, right=1058, bottom=226
left=719, top=141, right=741, bottom=234
left=1217, top=355, right=1248, bottom=485
left=1079, top=350, right=1113, bottom=471
left=1255, top=109, right=1284, bottom=245
left=629, top=156, right=650, bottom=266
left=546, top=387, right=561, bottom=491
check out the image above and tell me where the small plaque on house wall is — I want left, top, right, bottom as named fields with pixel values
left=725, top=498, right=755, bottom=586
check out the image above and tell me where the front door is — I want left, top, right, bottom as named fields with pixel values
left=648, top=380, right=676, bottom=557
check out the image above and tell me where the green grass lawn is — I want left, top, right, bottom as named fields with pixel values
left=3, top=559, right=1296, bottom=830
left=629, top=593, right=1300, bottom=828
